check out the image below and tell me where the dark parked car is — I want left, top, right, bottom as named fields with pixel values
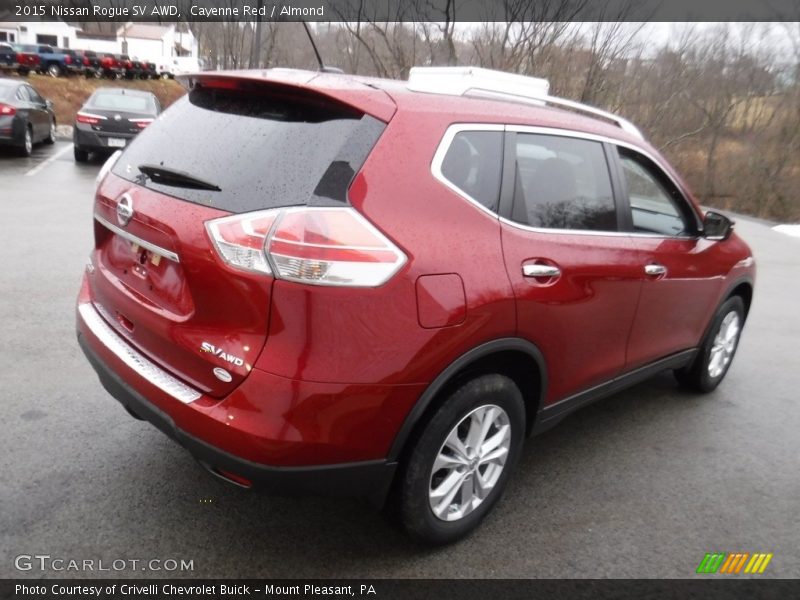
left=140, top=59, right=158, bottom=79
left=117, top=54, right=144, bottom=79
left=74, top=49, right=101, bottom=78
left=99, top=53, right=123, bottom=79
left=56, top=48, right=83, bottom=76
left=73, top=87, right=160, bottom=161
left=0, top=78, right=55, bottom=156
left=0, top=43, right=41, bottom=76
left=76, top=67, right=755, bottom=544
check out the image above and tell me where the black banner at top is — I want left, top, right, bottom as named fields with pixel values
left=0, top=0, right=798, bottom=22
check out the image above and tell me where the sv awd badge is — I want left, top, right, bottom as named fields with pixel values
left=200, top=342, right=244, bottom=366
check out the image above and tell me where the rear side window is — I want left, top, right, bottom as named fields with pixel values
left=113, top=87, right=385, bottom=212
left=439, top=130, right=503, bottom=212
left=511, top=134, right=617, bottom=232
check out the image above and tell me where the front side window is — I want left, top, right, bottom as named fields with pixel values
left=619, top=150, right=689, bottom=236
left=439, top=130, right=503, bottom=212
left=511, top=133, right=617, bottom=231
left=26, top=86, right=43, bottom=104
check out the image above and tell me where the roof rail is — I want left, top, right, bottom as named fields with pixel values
left=407, top=66, right=643, bottom=140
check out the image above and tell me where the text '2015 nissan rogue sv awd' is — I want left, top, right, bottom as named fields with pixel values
left=77, top=67, right=755, bottom=544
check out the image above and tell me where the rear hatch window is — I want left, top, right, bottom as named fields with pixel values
left=112, top=85, right=386, bottom=212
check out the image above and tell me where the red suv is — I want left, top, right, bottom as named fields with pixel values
left=76, top=67, right=755, bottom=544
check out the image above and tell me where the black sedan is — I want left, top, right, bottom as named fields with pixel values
left=0, top=79, right=56, bottom=156
left=73, top=88, right=160, bottom=162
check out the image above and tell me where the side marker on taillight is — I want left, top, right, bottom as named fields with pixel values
left=205, top=207, right=406, bottom=287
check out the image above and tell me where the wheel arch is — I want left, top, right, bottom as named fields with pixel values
left=726, top=278, right=753, bottom=320
left=386, top=337, right=547, bottom=462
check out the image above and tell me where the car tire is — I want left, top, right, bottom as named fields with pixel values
left=45, top=119, right=56, bottom=145
left=675, top=296, right=745, bottom=393
left=19, top=126, right=33, bottom=157
left=74, top=146, right=89, bottom=163
left=17, top=67, right=29, bottom=77
left=398, top=374, right=525, bottom=545
left=47, top=63, right=62, bottom=78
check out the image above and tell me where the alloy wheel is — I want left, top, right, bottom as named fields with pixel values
left=708, top=311, right=741, bottom=378
left=428, top=404, right=511, bottom=522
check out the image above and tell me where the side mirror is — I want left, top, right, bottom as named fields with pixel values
left=45, top=99, right=54, bottom=110
left=703, top=211, right=733, bottom=241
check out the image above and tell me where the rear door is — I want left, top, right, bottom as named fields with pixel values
left=23, top=84, right=49, bottom=138
left=499, top=128, right=644, bottom=404
left=91, top=81, right=387, bottom=397
left=611, top=146, right=723, bottom=367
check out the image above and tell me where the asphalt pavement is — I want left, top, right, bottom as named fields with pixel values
left=1, top=141, right=798, bottom=579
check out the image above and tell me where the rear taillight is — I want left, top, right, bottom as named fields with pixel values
left=206, top=207, right=406, bottom=287
left=76, top=111, right=106, bottom=125
left=65, top=55, right=72, bottom=65
left=0, top=104, right=16, bottom=116
left=130, top=117, right=154, bottom=129
left=83, top=57, right=89, bottom=66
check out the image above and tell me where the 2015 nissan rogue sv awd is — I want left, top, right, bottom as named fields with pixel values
left=77, top=67, right=755, bottom=544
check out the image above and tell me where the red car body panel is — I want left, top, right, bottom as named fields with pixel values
left=76, top=69, right=756, bottom=491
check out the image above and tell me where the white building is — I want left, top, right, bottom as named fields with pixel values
left=0, top=20, right=79, bottom=47
left=117, top=23, right=198, bottom=61
left=0, top=20, right=198, bottom=61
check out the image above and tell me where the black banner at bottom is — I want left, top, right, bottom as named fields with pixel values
left=2, top=579, right=800, bottom=600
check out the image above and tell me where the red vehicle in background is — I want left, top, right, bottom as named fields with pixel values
left=0, top=43, right=41, bottom=76
left=76, top=67, right=755, bottom=544
left=99, top=53, right=123, bottom=79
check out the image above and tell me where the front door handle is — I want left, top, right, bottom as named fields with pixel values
left=523, top=264, right=561, bottom=278
left=644, top=264, right=667, bottom=277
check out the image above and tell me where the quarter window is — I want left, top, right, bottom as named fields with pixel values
left=619, top=150, right=689, bottom=236
left=440, top=130, right=503, bottom=212
left=511, top=134, right=617, bottom=231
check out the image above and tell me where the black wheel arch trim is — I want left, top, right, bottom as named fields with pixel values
left=703, top=275, right=754, bottom=341
left=386, top=337, right=547, bottom=461
left=722, top=275, right=754, bottom=313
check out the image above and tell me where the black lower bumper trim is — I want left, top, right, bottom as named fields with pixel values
left=77, top=331, right=397, bottom=506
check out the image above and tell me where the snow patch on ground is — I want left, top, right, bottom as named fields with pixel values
left=773, top=225, right=800, bottom=238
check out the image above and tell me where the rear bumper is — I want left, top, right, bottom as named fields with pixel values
left=77, top=330, right=397, bottom=504
left=75, top=267, right=410, bottom=502
left=74, top=125, right=136, bottom=152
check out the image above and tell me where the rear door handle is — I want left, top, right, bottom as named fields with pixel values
left=523, top=264, right=561, bottom=278
left=644, top=264, right=667, bottom=277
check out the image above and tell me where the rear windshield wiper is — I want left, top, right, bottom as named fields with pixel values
left=138, top=164, right=221, bottom=191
